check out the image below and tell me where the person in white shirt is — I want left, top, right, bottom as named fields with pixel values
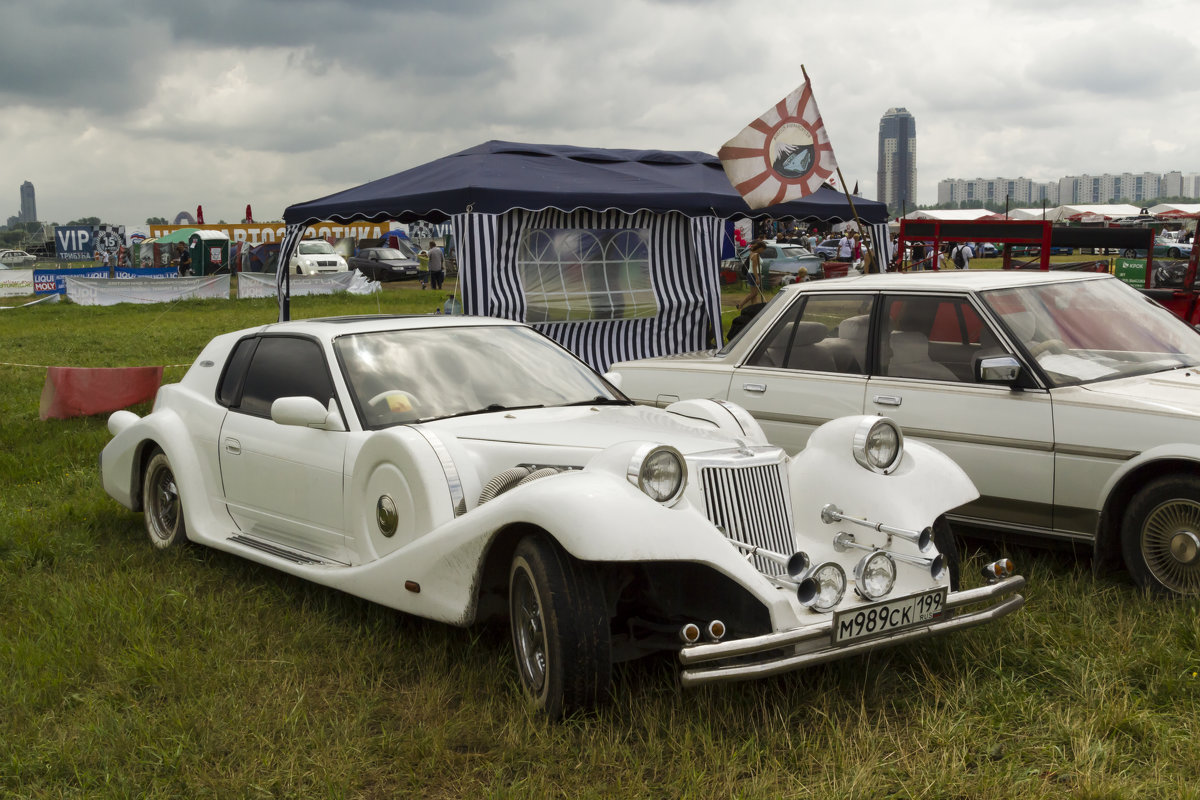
left=950, top=243, right=974, bottom=269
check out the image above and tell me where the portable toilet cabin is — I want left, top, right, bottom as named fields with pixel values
left=188, top=229, right=230, bottom=275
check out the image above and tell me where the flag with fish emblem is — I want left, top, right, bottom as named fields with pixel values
left=718, top=81, right=839, bottom=209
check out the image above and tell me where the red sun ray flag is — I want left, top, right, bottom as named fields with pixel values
left=718, top=79, right=839, bottom=210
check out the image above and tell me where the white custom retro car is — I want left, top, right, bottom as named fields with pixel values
left=611, top=271, right=1200, bottom=596
left=100, top=315, right=1025, bottom=718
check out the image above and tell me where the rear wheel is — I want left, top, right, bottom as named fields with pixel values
left=143, top=451, right=187, bottom=549
left=1121, top=476, right=1200, bottom=595
left=1122, top=248, right=1137, bottom=258
left=508, top=536, right=611, bottom=719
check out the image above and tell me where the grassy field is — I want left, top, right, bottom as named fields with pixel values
left=3, top=280, right=1199, bottom=799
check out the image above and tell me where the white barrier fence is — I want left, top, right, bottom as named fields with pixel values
left=237, top=271, right=379, bottom=298
left=64, top=275, right=231, bottom=306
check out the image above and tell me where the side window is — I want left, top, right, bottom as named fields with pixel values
left=234, top=336, right=335, bottom=418
left=879, top=295, right=985, bottom=382
left=747, top=294, right=874, bottom=374
left=217, top=336, right=258, bottom=408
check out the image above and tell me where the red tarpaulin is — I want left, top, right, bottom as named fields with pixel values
left=39, top=366, right=163, bottom=420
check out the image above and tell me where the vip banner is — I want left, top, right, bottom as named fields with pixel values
left=34, top=267, right=111, bottom=294
left=237, top=270, right=377, bottom=298
left=53, top=226, right=96, bottom=262
left=149, top=222, right=394, bottom=246
left=64, top=275, right=230, bottom=306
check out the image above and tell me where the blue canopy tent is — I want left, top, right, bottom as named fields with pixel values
left=279, top=140, right=887, bottom=369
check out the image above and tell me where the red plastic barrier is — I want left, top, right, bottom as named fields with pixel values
left=39, top=366, right=163, bottom=420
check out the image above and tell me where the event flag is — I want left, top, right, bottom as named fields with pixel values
left=717, top=80, right=839, bottom=210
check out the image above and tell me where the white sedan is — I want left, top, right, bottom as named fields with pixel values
left=0, top=249, right=36, bottom=267
left=100, top=315, right=1024, bottom=718
left=611, top=271, right=1200, bottom=596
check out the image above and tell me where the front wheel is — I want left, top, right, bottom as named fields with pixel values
left=143, top=451, right=187, bottom=549
left=508, top=536, right=611, bottom=719
left=1169, top=248, right=1182, bottom=259
left=1121, top=476, right=1200, bottom=595
left=1122, top=248, right=1137, bottom=258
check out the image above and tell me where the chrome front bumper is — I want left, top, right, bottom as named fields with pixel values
left=678, top=576, right=1025, bottom=687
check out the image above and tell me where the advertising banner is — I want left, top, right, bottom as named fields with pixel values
left=64, top=275, right=230, bottom=306
left=1113, top=258, right=1146, bottom=287
left=0, top=269, right=34, bottom=297
left=114, top=267, right=179, bottom=279
left=149, top=222, right=394, bottom=246
left=236, top=270, right=377, bottom=298
left=34, top=267, right=111, bottom=294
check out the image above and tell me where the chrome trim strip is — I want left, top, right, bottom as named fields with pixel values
left=747, top=410, right=831, bottom=428
left=1053, top=443, right=1139, bottom=460
left=947, top=514, right=1096, bottom=543
left=410, top=427, right=467, bottom=518
left=678, top=576, right=1024, bottom=668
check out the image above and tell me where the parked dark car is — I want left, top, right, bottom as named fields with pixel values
left=348, top=247, right=420, bottom=281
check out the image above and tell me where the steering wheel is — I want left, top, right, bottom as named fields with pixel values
left=367, top=389, right=423, bottom=415
left=1029, top=339, right=1067, bottom=358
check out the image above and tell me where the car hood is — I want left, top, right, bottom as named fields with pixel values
left=426, top=403, right=738, bottom=456
left=1069, top=368, right=1200, bottom=417
left=372, top=258, right=418, bottom=267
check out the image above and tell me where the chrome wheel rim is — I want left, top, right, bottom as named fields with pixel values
left=511, top=567, right=547, bottom=693
left=1141, top=498, right=1200, bottom=594
left=149, top=466, right=180, bottom=542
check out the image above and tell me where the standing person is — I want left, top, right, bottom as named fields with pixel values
left=950, top=242, right=973, bottom=269
left=851, top=233, right=863, bottom=265
left=417, top=249, right=429, bottom=289
left=836, top=231, right=854, bottom=263
left=911, top=240, right=927, bottom=271
left=178, top=245, right=191, bottom=276
left=737, top=241, right=767, bottom=310
left=427, top=240, right=445, bottom=291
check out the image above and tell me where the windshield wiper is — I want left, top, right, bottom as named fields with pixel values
left=417, top=403, right=545, bottom=423
left=561, top=396, right=632, bottom=407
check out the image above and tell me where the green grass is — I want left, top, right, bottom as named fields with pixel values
left=3, top=283, right=1200, bottom=798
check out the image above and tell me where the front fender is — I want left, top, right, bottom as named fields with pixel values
left=790, top=416, right=980, bottom=535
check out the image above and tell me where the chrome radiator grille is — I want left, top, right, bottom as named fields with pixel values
left=699, top=461, right=794, bottom=575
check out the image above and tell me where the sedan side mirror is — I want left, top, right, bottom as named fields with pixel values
left=976, top=355, right=1022, bottom=385
left=271, top=396, right=346, bottom=431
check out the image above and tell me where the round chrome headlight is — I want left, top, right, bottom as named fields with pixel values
left=854, top=551, right=897, bottom=600
left=799, top=562, right=846, bottom=612
left=853, top=417, right=903, bottom=474
left=627, top=444, right=687, bottom=505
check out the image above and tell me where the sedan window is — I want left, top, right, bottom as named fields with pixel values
left=878, top=295, right=986, bottom=382
left=747, top=294, right=874, bottom=374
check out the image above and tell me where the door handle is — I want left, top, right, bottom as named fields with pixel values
left=224, top=437, right=242, bottom=455
left=873, top=395, right=902, bottom=407
left=742, top=383, right=767, bottom=393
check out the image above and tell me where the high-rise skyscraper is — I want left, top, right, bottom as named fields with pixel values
left=19, top=181, right=36, bottom=223
left=877, top=108, right=917, bottom=214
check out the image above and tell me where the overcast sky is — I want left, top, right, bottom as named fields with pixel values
left=2, top=0, right=1197, bottom=231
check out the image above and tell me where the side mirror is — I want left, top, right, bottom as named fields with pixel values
left=271, top=396, right=346, bottom=431
left=602, top=371, right=623, bottom=390
left=976, top=355, right=1022, bottom=385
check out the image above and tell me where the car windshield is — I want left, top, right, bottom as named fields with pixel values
left=298, top=240, right=335, bottom=255
left=372, top=248, right=408, bottom=260
left=334, top=325, right=626, bottom=428
left=980, top=277, right=1200, bottom=387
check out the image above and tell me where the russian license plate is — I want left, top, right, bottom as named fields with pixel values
left=832, top=587, right=947, bottom=644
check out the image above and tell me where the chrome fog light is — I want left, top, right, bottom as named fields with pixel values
left=852, top=417, right=903, bottom=474
left=799, top=562, right=846, bottom=612
left=854, top=551, right=897, bottom=599
left=627, top=444, right=687, bottom=505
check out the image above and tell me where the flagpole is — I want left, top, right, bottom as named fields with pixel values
left=801, top=65, right=871, bottom=267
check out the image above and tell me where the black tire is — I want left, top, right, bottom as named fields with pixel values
left=932, top=515, right=961, bottom=592
left=508, top=536, right=611, bottom=719
left=1121, top=476, right=1200, bottom=595
left=1169, top=248, right=1182, bottom=259
left=1122, top=248, right=1137, bottom=258
left=143, top=451, right=187, bottom=550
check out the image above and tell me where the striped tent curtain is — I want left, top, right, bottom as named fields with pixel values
left=452, top=209, right=724, bottom=372
left=868, top=221, right=893, bottom=272
left=275, top=223, right=307, bottom=320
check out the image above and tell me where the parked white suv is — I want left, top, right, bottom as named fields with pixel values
left=289, top=240, right=348, bottom=275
